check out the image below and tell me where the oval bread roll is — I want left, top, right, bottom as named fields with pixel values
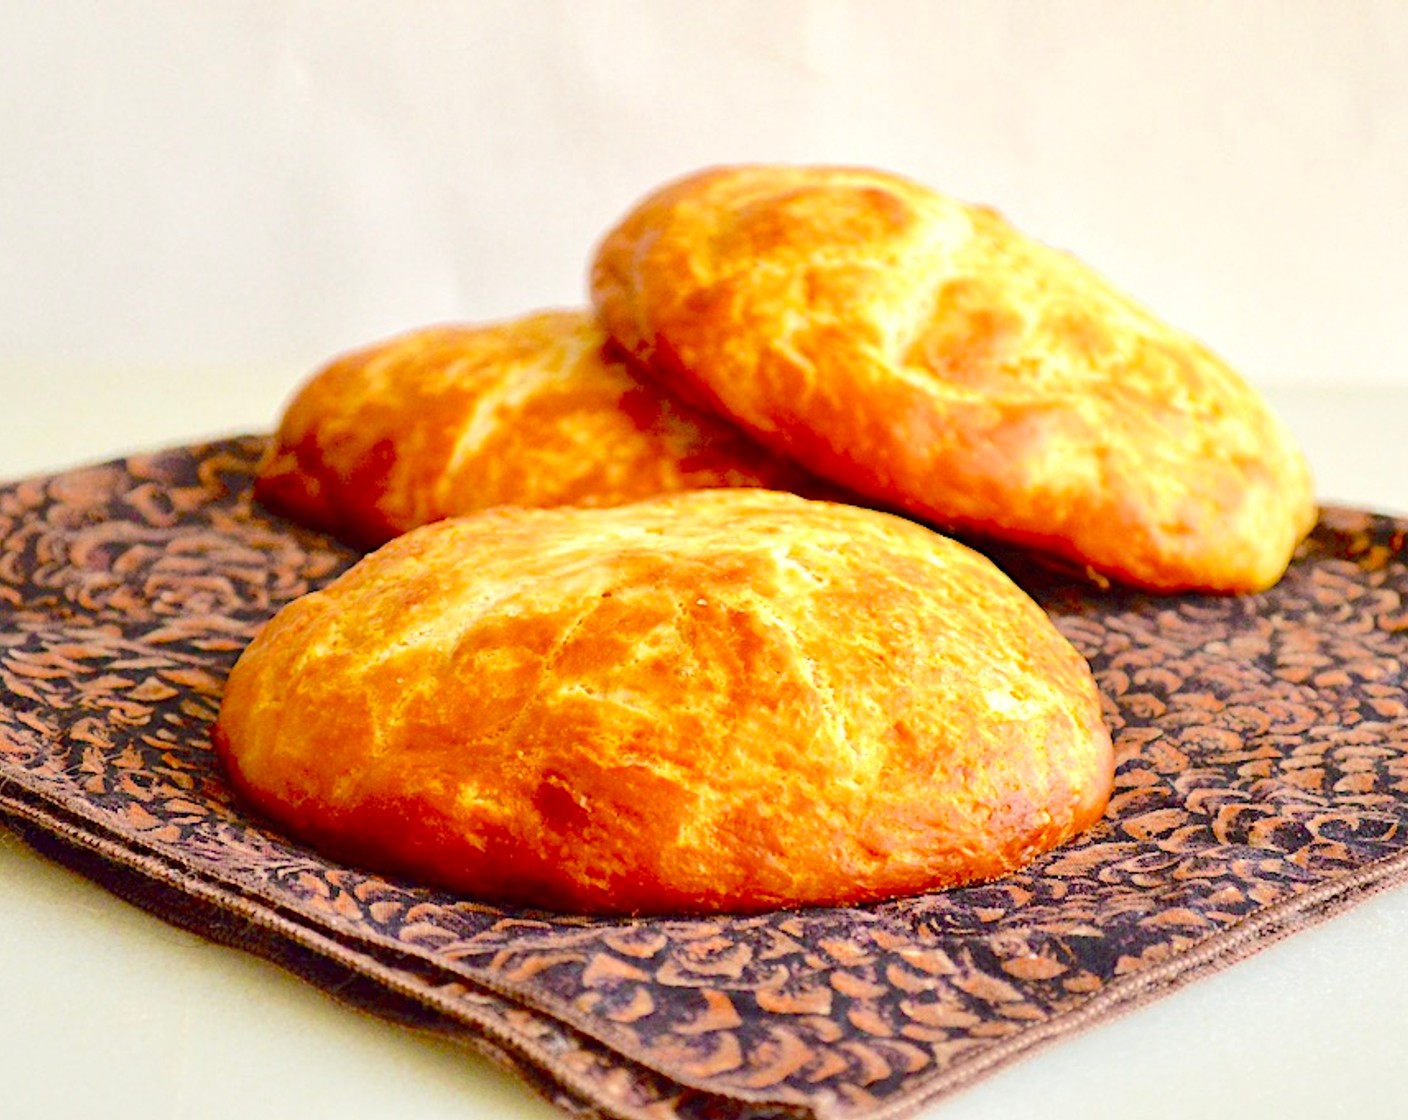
left=255, top=309, right=825, bottom=547
left=214, top=488, right=1114, bottom=916
left=591, top=164, right=1317, bottom=593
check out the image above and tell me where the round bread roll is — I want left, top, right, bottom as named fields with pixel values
left=590, top=164, right=1317, bottom=593
left=255, top=308, right=825, bottom=548
left=214, top=488, right=1114, bottom=916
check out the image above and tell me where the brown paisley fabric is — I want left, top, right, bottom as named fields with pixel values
left=2, top=436, right=1406, bottom=1120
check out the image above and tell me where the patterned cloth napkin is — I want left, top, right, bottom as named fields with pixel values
left=2, top=437, right=1406, bottom=1120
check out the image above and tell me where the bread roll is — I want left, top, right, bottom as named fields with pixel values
left=214, top=488, right=1114, bottom=916
left=255, top=309, right=825, bottom=547
left=591, top=164, right=1317, bottom=593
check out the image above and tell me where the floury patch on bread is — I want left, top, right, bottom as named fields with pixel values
left=213, top=489, right=1115, bottom=916
left=591, top=164, right=1317, bottom=593
left=255, top=309, right=826, bottom=548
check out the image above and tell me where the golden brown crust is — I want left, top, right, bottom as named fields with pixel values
left=213, top=489, right=1114, bottom=916
left=255, top=309, right=828, bottom=548
left=591, top=164, right=1317, bottom=593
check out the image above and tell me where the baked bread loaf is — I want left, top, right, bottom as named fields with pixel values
left=255, top=309, right=825, bottom=548
left=591, top=164, right=1317, bottom=593
left=214, top=488, right=1114, bottom=916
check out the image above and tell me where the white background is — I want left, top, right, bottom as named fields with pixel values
left=2, top=1, right=1407, bottom=480
left=3, top=5, right=1408, bottom=1119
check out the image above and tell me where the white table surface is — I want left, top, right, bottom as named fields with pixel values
left=1, top=381, right=1405, bottom=1119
